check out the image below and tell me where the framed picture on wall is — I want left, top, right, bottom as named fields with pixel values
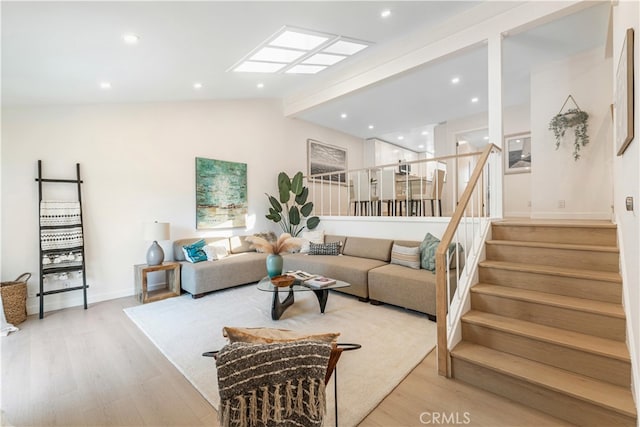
left=307, top=139, right=348, bottom=182
left=504, top=132, right=532, bottom=174
left=615, top=28, right=634, bottom=156
left=195, top=157, right=248, bottom=229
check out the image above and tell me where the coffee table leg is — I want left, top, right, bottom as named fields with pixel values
left=272, top=287, right=295, bottom=320
left=312, top=289, right=330, bottom=313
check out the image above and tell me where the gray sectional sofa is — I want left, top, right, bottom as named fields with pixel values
left=173, top=234, right=454, bottom=318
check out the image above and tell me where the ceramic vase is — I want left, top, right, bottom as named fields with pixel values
left=266, top=254, right=283, bottom=278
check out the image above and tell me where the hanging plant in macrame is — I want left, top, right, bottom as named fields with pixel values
left=548, top=95, right=589, bottom=161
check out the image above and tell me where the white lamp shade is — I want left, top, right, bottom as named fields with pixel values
left=143, top=222, right=170, bottom=241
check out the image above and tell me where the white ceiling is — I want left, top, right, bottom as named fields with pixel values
left=2, top=1, right=610, bottom=151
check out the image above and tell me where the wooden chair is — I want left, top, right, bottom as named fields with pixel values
left=376, top=169, right=398, bottom=215
left=350, top=171, right=375, bottom=216
left=425, top=169, right=445, bottom=216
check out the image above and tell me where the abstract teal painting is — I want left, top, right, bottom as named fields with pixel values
left=195, top=157, right=248, bottom=229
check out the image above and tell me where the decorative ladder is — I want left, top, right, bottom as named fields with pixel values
left=36, top=160, right=88, bottom=319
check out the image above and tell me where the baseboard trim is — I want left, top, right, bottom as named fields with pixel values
left=26, top=287, right=135, bottom=316
left=531, top=211, right=612, bottom=220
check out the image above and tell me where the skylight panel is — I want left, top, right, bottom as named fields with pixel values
left=250, top=47, right=306, bottom=63
left=270, top=30, right=329, bottom=50
left=323, top=40, right=368, bottom=55
left=302, top=53, right=347, bottom=66
left=285, top=65, right=327, bottom=74
left=234, top=61, right=287, bottom=73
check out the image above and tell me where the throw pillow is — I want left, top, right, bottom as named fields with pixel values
left=419, top=233, right=440, bottom=271
left=390, top=244, right=421, bottom=269
left=203, top=243, right=229, bottom=261
left=419, top=233, right=465, bottom=271
left=182, top=239, right=207, bottom=263
left=223, top=326, right=339, bottom=344
left=216, top=341, right=331, bottom=427
left=309, top=241, right=341, bottom=256
left=300, top=230, right=324, bottom=253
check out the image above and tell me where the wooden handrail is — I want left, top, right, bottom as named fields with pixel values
left=435, top=143, right=499, bottom=377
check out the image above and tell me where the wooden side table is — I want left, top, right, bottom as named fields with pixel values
left=134, top=262, right=181, bottom=304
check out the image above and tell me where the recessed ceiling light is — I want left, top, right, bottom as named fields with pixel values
left=393, top=149, right=399, bottom=153
left=302, top=53, right=347, bottom=66
left=250, top=47, right=306, bottom=63
left=341, top=113, right=347, bottom=119
left=99, top=81, right=111, bottom=90
left=257, top=82, right=264, bottom=89
left=418, top=144, right=425, bottom=148
left=483, top=136, right=489, bottom=140
left=285, top=64, right=327, bottom=74
left=381, top=9, right=391, bottom=18
left=471, top=97, right=479, bottom=103
left=234, top=61, right=287, bottom=73
left=368, top=125, right=374, bottom=129
left=122, top=33, right=139, bottom=44
left=421, top=131, right=429, bottom=136
left=193, top=82, right=203, bottom=90
left=397, top=136, right=404, bottom=140
left=323, top=40, right=368, bottom=55
left=459, top=140, right=468, bottom=145
left=516, top=139, right=521, bottom=143
left=451, top=77, right=460, bottom=84
left=270, top=30, right=329, bottom=50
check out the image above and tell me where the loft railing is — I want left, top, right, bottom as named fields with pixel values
left=305, top=152, right=490, bottom=218
left=435, top=143, right=502, bottom=377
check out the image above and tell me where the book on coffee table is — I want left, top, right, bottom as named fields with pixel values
left=305, top=276, right=337, bottom=288
left=286, top=270, right=317, bottom=282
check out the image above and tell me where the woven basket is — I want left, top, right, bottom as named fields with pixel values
left=1, top=273, right=30, bottom=325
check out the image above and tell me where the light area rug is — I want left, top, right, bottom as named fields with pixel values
left=124, top=283, right=436, bottom=426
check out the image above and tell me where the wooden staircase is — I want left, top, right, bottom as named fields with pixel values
left=450, top=221, right=637, bottom=426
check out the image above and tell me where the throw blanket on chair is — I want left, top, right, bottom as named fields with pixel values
left=216, top=340, right=332, bottom=427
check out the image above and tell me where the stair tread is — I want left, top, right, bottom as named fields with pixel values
left=492, top=220, right=617, bottom=229
left=462, top=311, right=630, bottom=362
left=472, top=284, right=625, bottom=318
left=451, top=342, right=637, bottom=418
left=486, top=239, right=619, bottom=253
left=479, top=260, right=622, bottom=283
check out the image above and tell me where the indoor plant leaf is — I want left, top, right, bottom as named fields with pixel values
left=291, top=171, right=304, bottom=196
left=306, top=216, right=320, bottom=230
left=289, top=206, right=300, bottom=225
left=267, top=195, right=282, bottom=213
left=300, top=201, right=313, bottom=217
left=278, top=172, right=291, bottom=203
left=295, top=187, right=309, bottom=205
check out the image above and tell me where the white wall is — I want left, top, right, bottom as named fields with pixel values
left=530, top=48, right=613, bottom=219
left=433, top=105, right=530, bottom=217
left=0, top=99, right=363, bottom=314
left=612, top=0, right=640, bottom=408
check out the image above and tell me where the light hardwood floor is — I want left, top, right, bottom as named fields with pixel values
left=1, top=297, right=571, bottom=427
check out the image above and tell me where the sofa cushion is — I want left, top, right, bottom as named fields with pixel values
left=309, top=241, right=341, bottom=256
left=419, top=233, right=464, bottom=271
left=283, top=253, right=386, bottom=299
left=342, top=236, right=394, bottom=262
left=390, top=244, right=420, bottom=269
left=325, top=235, right=347, bottom=254
left=182, top=239, right=207, bottom=263
left=300, top=229, right=325, bottom=253
left=173, top=237, right=229, bottom=262
left=223, top=326, right=339, bottom=344
left=229, top=235, right=255, bottom=254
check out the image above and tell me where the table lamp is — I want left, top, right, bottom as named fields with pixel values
left=144, top=221, right=170, bottom=266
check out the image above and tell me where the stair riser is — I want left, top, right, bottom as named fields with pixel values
left=478, top=266, right=621, bottom=303
left=452, top=357, right=636, bottom=426
left=461, top=323, right=631, bottom=387
left=470, top=293, right=626, bottom=341
left=492, top=225, right=617, bottom=247
left=486, top=245, right=619, bottom=272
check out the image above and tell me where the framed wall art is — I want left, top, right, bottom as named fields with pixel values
left=616, top=28, right=634, bottom=156
left=504, top=132, right=532, bottom=174
left=195, top=157, right=247, bottom=229
left=307, top=139, right=348, bottom=182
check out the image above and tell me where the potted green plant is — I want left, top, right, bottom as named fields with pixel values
left=265, top=171, right=320, bottom=237
left=548, top=108, right=589, bottom=160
